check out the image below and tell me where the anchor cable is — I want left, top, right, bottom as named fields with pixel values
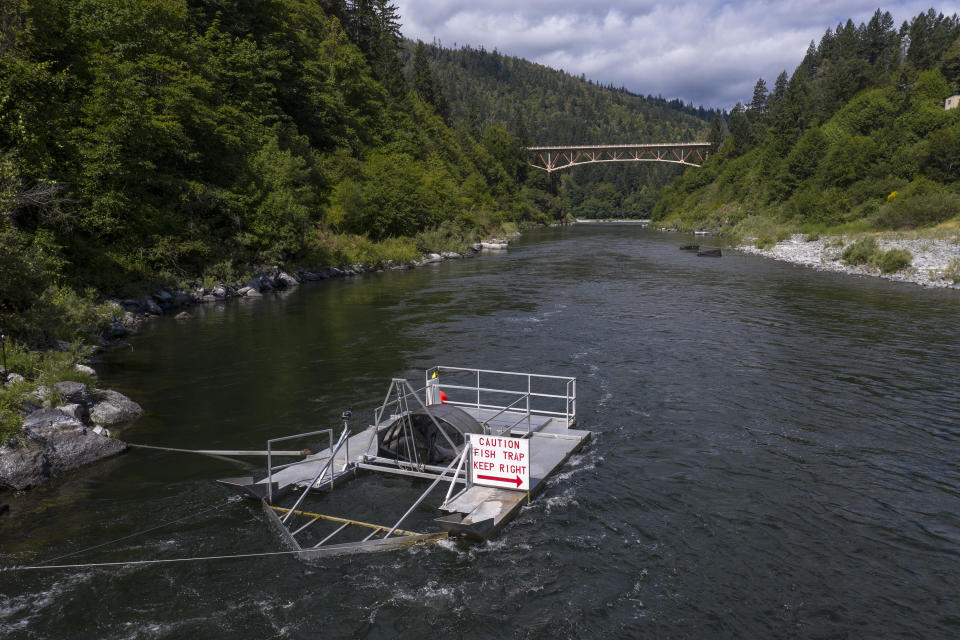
left=3, top=548, right=309, bottom=572
left=28, top=496, right=241, bottom=567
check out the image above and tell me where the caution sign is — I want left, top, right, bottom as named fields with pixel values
left=468, top=434, right=530, bottom=491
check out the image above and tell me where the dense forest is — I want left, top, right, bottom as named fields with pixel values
left=655, top=9, right=960, bottom=242
left=408, top=42, right=716, bottom=219
left=0, top=0, right=547, bottom=345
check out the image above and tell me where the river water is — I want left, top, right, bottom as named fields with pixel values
left=2, top=225, right=960, bottom=638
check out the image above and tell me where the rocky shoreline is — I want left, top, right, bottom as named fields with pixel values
left=737, top=234, right=960, bottom=289
left=0, top=240, right=512, bottom=497
left=0, top=379, right=142, bottom=493
left=106, top=245, right=498, bottom=333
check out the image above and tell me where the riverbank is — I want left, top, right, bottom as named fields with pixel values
left=737, top=233, right=960, bottom=289
left=105, top=244, right=492, bottom=327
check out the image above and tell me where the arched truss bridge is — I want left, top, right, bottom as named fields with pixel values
left=524, top=142, right=712, bottom=173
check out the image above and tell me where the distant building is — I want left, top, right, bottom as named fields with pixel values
left=945, top=95, right=960, bottom=110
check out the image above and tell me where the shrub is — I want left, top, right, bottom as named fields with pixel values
left=874, top=190, right=960, bottom=229
left=35, top=286, right=118, bottom=341
left=841, top=237, right=913, bottom=273
left=877, top=248, right=913, bottom=273
left=414, top=221, right=477, bottom=254
left=842, top=236, right=880, bottom=265
left=729, top=215, right=790, bottom=249
left=0, top=387, right=26, bottom=445
left=943, top=257, right=960, bottom=283
left=0, top=339, right=94, bottom=444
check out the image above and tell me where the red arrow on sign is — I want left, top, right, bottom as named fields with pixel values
left=477, top=474, right=523, bottom=487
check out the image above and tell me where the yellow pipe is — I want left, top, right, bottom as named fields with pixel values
left=267, top=506, right=421, bottom=537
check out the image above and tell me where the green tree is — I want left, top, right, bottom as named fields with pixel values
left=411, top=40, right=449, bottom=119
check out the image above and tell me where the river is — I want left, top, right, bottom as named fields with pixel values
left=2, top=224, right=959, bottom=638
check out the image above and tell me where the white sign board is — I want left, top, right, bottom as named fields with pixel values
left=468, top=434, right=530, bottom=491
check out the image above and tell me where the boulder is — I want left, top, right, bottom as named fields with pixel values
left=31, top=386, right=50, bottom=404
left=245, top=288, right=262, bottom=297
left=4, top=372, right=25, bottom=388
left=57, top=403, right=88, bottom=422
left=19, top=400, right=42, bottom=416
left=54, top=381, right=93, bottom=406
left=172, top=292, right=191, bottom=307
left=153, top=289, right=173, bottom=304
left=277, top=271, right=299, bottom=287
left=144, top=297, right=163, bottom=315
left=23, top=407, right=82, bottom=431
left=74, top=364, right=97, bottom=377
left=175, top=311, right=192, bottom=321
left=0, top=414, right=126, bottom=491
left=297, top=270, right=327, bottom=281
left=200, top=294, right=218, bottom=303
left=108, top=320, right=131, bottom=339
left=211, top=285, right=227, bottom=298
left=90, top=389, right=143, bottom=428
left=441, top=252, right=462, bottom=259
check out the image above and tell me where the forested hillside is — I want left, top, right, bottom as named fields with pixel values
left=0, top=0, right=539, bottom=344
left=407, top=42, right=716, bottom=219
left=655, top=9, right=960, bottom=240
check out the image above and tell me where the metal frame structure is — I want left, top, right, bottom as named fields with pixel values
left=261, top=446, right=467, bottom=558
left=524, top=142, right=711, bottom=173
left=233, top=366, right=580, bottom=558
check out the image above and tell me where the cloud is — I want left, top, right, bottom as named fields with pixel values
left=393, top=1, right=959, bottom=108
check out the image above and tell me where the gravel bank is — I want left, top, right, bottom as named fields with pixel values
left=737, top=234, right=960, bottom=289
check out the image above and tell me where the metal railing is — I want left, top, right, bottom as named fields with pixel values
left=266, top=426, right=353, bottom=503
left=425, top=366, right=577, bottom=428
left=442, top=442, right=472, bottom=509
left=267, top=429, right=333, bottom=504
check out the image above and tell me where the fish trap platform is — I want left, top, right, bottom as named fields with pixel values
left=218, top=366, right=591, bottom=558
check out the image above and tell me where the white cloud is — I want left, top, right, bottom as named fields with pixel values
left=393, top=1, right=960, bottom=108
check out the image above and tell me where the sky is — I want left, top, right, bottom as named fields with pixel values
left=393, top=1, right=960, bottom=109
